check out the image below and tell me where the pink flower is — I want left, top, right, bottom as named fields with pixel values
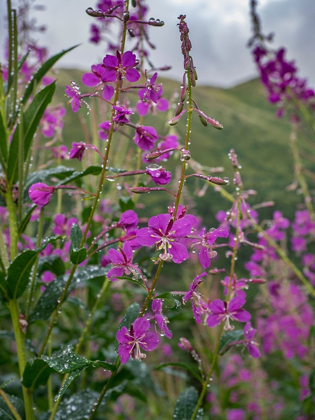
left=82, top=64, right=115, bottom=100
left=152, top=299, right=172, bottom=339
left=183, top=272, right=207, bottom=303
left=244, top=322, right=261, bottom=358
left=207, top=296, right=251, bottom=330
left=102, top=51, right=140, bottom=82
left=117, top=317, right=159, bottom=364
left=107, top=242, right=141, bottom=281
left=134, top=125, right=158, bottom=151
left=29, top=183, right=55, bottom=207
left=146, top=165, right=171, bottom=186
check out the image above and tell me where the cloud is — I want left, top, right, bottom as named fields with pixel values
left=0, top=0, right=314, bottom=88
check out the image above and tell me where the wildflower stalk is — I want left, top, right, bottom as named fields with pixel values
left=191, top=175, right=242, bottom=419
left=290, top=124, right=314, bottom=218
left=0, top=225, right=9, bottom=269
left=49, top=278, right=110, bottom=419
left=7, top=299, right=35, bottom=420
left=39, top=0, right=131, bottom=358
left=26, top=207, right=45, bottom=317
left=173, top=69, right=192, bottom=219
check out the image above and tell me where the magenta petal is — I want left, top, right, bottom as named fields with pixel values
left=156, top=98, right=169, bottom=112
left=121, top=51, right=136, bottom=67
left=140, top=331, right=159, bottom=351
left=172, top=218, right=192, bottom=238
left=103, top=54, right=119, bottom=68
left=103, top=84, right=114, bottom=100
left=136, top=101, right=149, bottom=116
left=101, top=69, right=117, bottom=82
left=148, top=214, right=171, bottom=234
left=169, top=242, right=188, bottom=264
left=108, top=248, right=124, bottom=264
left=199, top=247, right=211, bottom=268
left=232, top=309, right=251, bottom=322
left=207, top=313, right=224, bottom=327
left=209, top=299, right=225, bottom=314
left=118, top=344, right=132, bottom=364
left=137, top=228, right=159, bottom=246
left=126, top=68, right=141, bottom=83
left=133, top=317, right=150, bottom=338
left=228, top=296, right=246, bottom=313
left=107, top=267, right=124, bottom=281
left=247, top=343, right=261, bottom=358
left=116, top=326, right=129, bottom=344
left=123, top=242, right=133, bottom=261
left=82, top=72, right=100, bottom=87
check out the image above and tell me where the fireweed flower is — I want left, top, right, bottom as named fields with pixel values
left=152, top=299, right=172, bottom=338
left=194, top=227, right=229, bottom=269
left=146, top=165, right=172, bottom=186
left=65, top=83, right=83, bottom=113
left=116, top=317, right=159, bottom=364
left=244, top=322, right=261, bottom=358
left=136, top=74, right=169, bottom=116
left=134, top=125, right=158, bottom=150
left=51, top=145, right=68, bottom=160
left=118, top=210, right=138, bottom=232
left=82, top=64, right=115, bottom=100
left=102, top=51, right=140, bottom=82
left=183, top=272, right=207, bottom=303
left=52, top=214, right=78, bottom=236
left=29, top=183, right=55, bottom=207
left=107, top=242, right=141, bottom=281
left=137, top=213, right=193, bottom=263
left=113, top=105, right=133, bottom=124
left=69, top=142, right=102, bottom=161
left=207, top=296, right=251, bottom=330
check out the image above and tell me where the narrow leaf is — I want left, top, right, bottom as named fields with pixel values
left=55, top=366, right=89, bottom=401
left=173, top=386, right=203, bottom=420
left=41, top=346, right=89, bottom=374
left=219, top=329, right=244, bottom=355
left=37, top=255, right=66, bottom=277
left=22, top=359, right=53, bottom=390
left=70, top=224, right=86, bottom=264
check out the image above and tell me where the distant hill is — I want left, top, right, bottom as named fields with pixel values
left=51, top=68, right=314, bottom=222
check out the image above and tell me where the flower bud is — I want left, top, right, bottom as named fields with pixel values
left=131, top=187, right=151, bottom=194
left=86, top=7, right=104, bottom=17
left=123, top=11, right=130, bottom=22
left=168, top=109, right=187, bottom=126
left=198, top=114, right=208, bottom=127
left=178, top=337, right=193, bottom=352
left=175, top=102, right=184, bottom=117
left=128, top=29, right=136, bottom=38
left=29, top=183, right=55, bottom=207
left=207, top=176, right=229, bottom=185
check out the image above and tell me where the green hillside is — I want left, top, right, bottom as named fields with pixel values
left=51, top=68, right=314, bottom=221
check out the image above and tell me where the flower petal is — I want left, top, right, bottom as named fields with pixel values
left=137, top=227, right=159, bottom=246
left=172, top=217, right=192, bottom=238
left=103, top=84, right=115, bottom=100
left=107, top=267, right=124, bottom=281
left=132, top=317, right=150, bottom=338
left=82, top=72, right=100, bottom=87
left=209, top=299, right=225, bottom=314
left=169, top=241, right=188, bottom=264
left=125, top=68, right=141, bottom=82
left=118, top=343, right=132, bottom=364
left=121, top=51, right=136, bottom=67
left=148, top=214, right=171, bottom=234
left=108, top=248, right=124, bottom=264
left=140, top=331, right=159, bottom=351
left=199, top=247, right=211, bottom=268
left=207, top=313, right=224, bottom=327
left=247, top=343, right=261, bottom=358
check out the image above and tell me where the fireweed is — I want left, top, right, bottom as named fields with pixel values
left=0, top=1, right=314, bottom=420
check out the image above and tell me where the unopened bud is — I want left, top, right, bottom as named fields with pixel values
left=207, top=176, right=229, bottom=185
left=86, top=7, right=104, bottom=17
left=131, top=187, right=151, bottom=194
left=132, top=0, right=137, bottom=7
left=169, top=109, right=187, bottom=126
left=175, top=102, right=184, bottom=117
left=249, top=278, right=266, bottom=284
left=178, top=337, right=193, bottom=352
left=128, top=29, right=136, bottom=37
left=123, top=11, right=130, bottom=22
left=148, top=18, right=164, bottom=27
left=198, top=114, right=208, bottom=127
left=181, top=149, right=191, bottom=161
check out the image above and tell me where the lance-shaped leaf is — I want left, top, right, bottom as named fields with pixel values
left=54, top=390, right=99, bottom=420
left=0, top=393, right=24, bottom=419
left=20, top=45, right=79, bottom=108
left=22, top=359, right=53, bottom=390
left=29, top=266, right=109, bottom=323
left=70, top=224, right=86, bottom=264
left=7, top=83, right=56, bottom=184
left=0, top=111, right=7, bottom=172
left=42, top=346, right=90, bottom=373
left=173, top=386, right=203, bottom=420
left=6, top=236, right=62, bottom=299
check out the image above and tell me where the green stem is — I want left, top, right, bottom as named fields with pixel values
left=139, top=260, right=164, bottom=316
left=38, top=263, right=77, bottom=357
left=0, top=224, right=9, bottom=269
left=18, top=105, right=24, bottom=225
left=0, top=389, right=23, bottom=420
left=26, top=208, right=45, bottom=317
left=47, top=336, right=53, bottom=411
left=173, top=71, right=192, bottom=218
left=191, top=324, right=224, bottom=419
left=8, top=299, right=35, bottom=420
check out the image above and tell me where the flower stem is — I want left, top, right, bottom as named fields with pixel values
left=7, top=299, right=35, bottom=420
left=26, top=208, right=45, bottom=317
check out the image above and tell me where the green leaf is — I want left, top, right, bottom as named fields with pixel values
left=70, top=224, right=86, bottom=264
left=37, top=255, right=66, bottom=277
left=22, top=358, right=53, bottom=390
left=24, top=166, right=76, bottom=201
left=0, top=393, right=24, bottom=419
left=155, top=292, right=181, bottom=310
left=173, top=386, right=203, bottom=420
left=0, top=271, right=7, bottom=297
left=6, top=250, right=38, bottom=299
left=116, top=276, right=147, bottom=290
left=29, top=266, right=108, bottom=323
left=55, top=366, right=89, bottom=401
left=18, top=204, right=37, bottom=234
left=90, top=360, right=116, bottom=372
left=21, top=45, right=79, bottom=107
left=219, top=329, right=244, bottom=355
left=42, top=346, right=89, bottom=373
left=155, top=363, right=203, bottom=384
left=57, top=165, right=102, bottom=186
left=7, top=82, right=56, bottom=184
left=54, top=390, right=99, bottom=420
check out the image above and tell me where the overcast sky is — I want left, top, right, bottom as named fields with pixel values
left=1, top=0, right=314, bottom=87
